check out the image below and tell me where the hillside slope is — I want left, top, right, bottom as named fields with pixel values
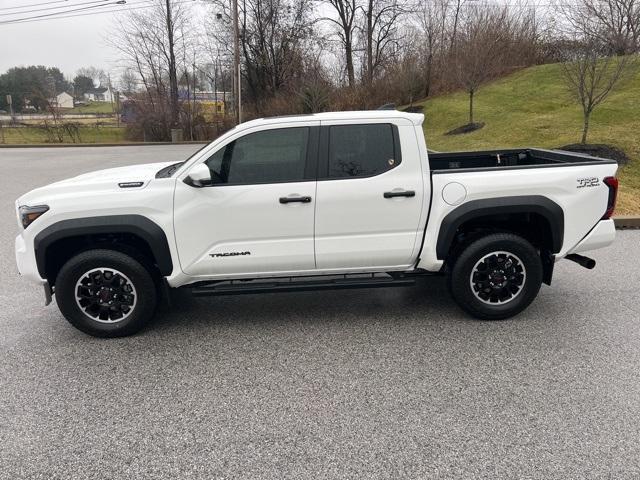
left=417, top=63, right=640, bottom=214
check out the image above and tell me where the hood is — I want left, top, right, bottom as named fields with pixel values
left=18, top=161, right=175, bottom=206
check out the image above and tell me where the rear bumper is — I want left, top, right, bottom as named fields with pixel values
left=567, top=219, right=616, bottom=255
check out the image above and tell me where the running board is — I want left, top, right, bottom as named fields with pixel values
left=190, top=274, right=416, bottom=297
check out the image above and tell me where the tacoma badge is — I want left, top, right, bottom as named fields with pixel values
left=210, top=251, right=251, bottom=258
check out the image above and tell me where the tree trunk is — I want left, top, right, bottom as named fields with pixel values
left=345, top=39, right=355, bottom=87
left=469, top=89, right=474, bottom=125
left=451, top=0, right=461, bottom=50
left=581, top=111, right=590, bottom=144
left=365, top=0, right=374, bottom=85
left=424, top=53, right=433, bottom=98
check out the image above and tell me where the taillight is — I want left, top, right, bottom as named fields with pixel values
left=602, top=176, right=618, bottom=219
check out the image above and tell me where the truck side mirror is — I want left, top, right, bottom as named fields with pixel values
left=185, top=163, right=212, bottom=187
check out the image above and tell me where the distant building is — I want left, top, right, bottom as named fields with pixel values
left=84, top=86, right=115, bottom=103
left=178, top=90, right=229, bottom=116
left=49, top=91, right=74, bottom=109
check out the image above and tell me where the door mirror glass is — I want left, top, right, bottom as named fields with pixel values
left=185, top=163, right=212, bottom=187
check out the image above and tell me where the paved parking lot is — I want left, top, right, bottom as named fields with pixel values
left=1, top=145, right=639, bottom=479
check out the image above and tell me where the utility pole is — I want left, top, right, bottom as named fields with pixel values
left=166, top=0, right=179, bottom=129
left=192, top=55, right=197, bottom=140
left=232, top=0, right=241, bottom=124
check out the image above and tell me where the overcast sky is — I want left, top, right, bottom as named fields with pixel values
left=0, top=3, right=137, bottom=77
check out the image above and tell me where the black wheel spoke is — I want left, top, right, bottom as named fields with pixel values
left=75, top=268, right=137, bottom=324
left=471, top=251, right=527, bottom=305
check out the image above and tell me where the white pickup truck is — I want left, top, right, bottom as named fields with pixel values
left=15, top=111, right=618, bottom=337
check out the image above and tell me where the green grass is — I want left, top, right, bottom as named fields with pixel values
left=0, top=125, right=126, bottom=144
left=415, top=62, right=640, bottom=214
left=67, top=101, right=115, bottom=114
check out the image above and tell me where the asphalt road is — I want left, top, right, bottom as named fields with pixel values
left=1, top=145, right=639, bottom=479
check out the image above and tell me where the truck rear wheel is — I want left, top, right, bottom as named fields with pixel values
left=55, top=249, right=158, bottom=337
left=448, top=233, right=543, bottom=320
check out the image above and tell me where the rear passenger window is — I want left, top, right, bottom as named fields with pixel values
left=328, top=124, right=398, bottom=178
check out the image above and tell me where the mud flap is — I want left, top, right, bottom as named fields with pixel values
left=541, top=251, right=555, bottom=286
left=43, top=283, right=53, bottom=306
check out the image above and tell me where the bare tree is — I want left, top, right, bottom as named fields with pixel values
left=449, top=0, right=463, bottom=49
left=207, top=0, right=317, bottom=114
left=76, top=66, right=109, bottom=87
left=359, top=0, right=405, bottom=84
left=417, top=0, right=448, bottom=97
left=452, top=6, right=510, bottom=125
left=118, top=70, right=139, bottom=94
left=110, top=0, right=192, bottom=131
left=323, top=0, right=359, bottom=87
left=393, top=30, right=425, bottom=105
left=561, top=42, right=635, bottom=143
left=560, top=0, right=640, bottom=55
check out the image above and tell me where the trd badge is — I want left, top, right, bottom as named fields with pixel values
left=577, top=177, right=600, bottom=188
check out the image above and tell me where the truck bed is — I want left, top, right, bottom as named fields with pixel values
left=428, top=148, right=617, bottom=173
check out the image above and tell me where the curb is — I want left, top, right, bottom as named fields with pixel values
left=0, top=141, right=208, bottom=148
left=614, top=216, right=640, bottom=229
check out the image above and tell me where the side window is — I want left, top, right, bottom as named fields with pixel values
left=205, top=127, right=310, bottom=185
left=327, top=124, right=398, bottom=178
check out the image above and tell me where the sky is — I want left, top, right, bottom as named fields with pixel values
left=0, top=2, right=135, bottom=77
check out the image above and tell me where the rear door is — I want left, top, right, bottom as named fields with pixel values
left=314, top=120, right=425, bottom=270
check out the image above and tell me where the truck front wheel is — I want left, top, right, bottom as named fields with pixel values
left=55, top=249, right=158, bottom=337
left=448, top=233, right=543, bottom=320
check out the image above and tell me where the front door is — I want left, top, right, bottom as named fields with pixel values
left=314, top=121, right=425, bottom=270
left=174, top=123, right=319, bottom=278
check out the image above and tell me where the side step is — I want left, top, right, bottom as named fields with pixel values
left=190, top=273, right=416, bottom=297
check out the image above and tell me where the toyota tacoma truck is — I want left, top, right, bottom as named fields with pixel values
left=15, top=111, right=618, bottom=337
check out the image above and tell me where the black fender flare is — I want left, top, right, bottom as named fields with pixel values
left=33, top=215, right=174, bottom=278
left=435, top=195, right=564, bottom=260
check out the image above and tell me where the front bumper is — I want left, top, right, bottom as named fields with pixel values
left=15, top=232, right=46, bottom=286
left=567, top=219, right=616, bottom=255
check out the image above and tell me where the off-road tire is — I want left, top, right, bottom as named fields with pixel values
left=55, top=249, right=158, bottom=337
left=447, top=233, right=543, bottom=320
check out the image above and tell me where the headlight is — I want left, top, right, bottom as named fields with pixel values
left=19, top=205, right=49, bottom=229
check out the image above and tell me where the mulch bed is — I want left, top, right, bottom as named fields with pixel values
left=558, top=143, right=630, bottom=165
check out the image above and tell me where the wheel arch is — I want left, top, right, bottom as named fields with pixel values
left=33, top=215, right=173, bottom=285
left=436, top=195, right=565, bottom=261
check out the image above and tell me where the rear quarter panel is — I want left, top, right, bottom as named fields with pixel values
left=417, top=162, right=618, bottom=271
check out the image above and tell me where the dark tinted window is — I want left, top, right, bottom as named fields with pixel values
left=328, top=124, right=397, bottom=178
left=205, top=127, right=309, bottom=185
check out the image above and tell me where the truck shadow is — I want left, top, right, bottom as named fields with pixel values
left=150, top=276, right=466, bottom=335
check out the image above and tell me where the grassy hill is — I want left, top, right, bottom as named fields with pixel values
left=416, top=62, right=640, bottom=214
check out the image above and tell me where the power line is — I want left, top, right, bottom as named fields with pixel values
left=0, top=0, right=69, bottom=12
left=0, top=0, right=126, bottom=24
left=0, top=0, right=200, bottom=26
left=0, top=0, right=113, bottom=18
